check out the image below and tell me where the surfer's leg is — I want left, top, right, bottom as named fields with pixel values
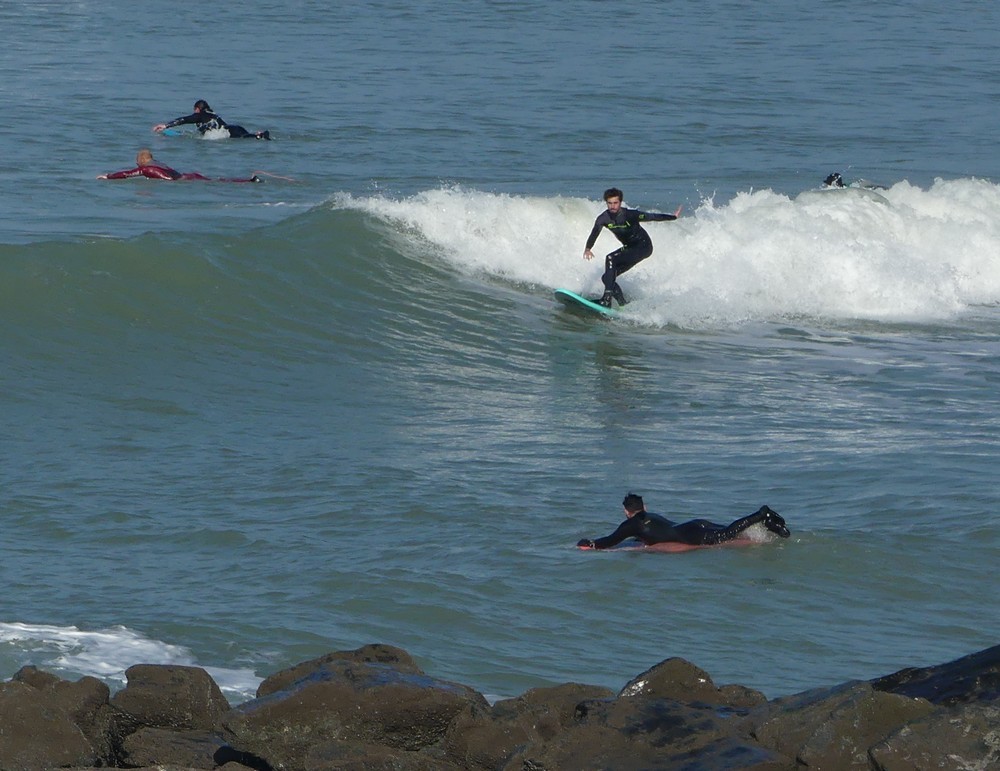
left=603, top=240, right=653, bottom=306
left=759, top=506, right=790, bottom=537
left=601, top=249, right=621, bottom=290
left=596, top=248, right=625, bottom=306
left=600, top=252, right=630, bottom=306
left=226, top=124, right=255, bottom=138
left=672, top=521, right=717, bottom=545
left=613, top=240, right=653, bottom=277
left=701, top=506, right=789, bottom=544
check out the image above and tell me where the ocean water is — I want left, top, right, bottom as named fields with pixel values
left=2, top=1, right=999, bottom=705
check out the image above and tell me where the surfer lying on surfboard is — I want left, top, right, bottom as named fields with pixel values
left=583, top=187, right=682, bottom=308
left=153, top=99, right=270, bottom=140
left=577, top=492, right=790, bottom=550
left=97, top=149, right=261, bottom=183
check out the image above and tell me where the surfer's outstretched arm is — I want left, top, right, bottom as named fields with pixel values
left=153, top=112, right=200, bottom=133
left=636, top=207, right=681, bottom=222
left=578, top=517, right=643, bottom=550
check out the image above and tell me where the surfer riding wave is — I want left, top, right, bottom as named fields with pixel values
left=583, top=187, right=682, bottom=308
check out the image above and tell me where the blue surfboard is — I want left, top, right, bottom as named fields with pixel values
left=554, top=288, right=619, bottom=317
left=160, top=128, right=185, bottom=137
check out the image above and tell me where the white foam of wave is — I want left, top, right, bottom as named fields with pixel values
left=336, top=177, right=1000, bottom=328
left=0, top=622, right=260, bottom=701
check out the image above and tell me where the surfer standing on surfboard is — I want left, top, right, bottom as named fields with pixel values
left=153, top=100, right=270, bottom=140
left=577, top=493, right=790, bottom=550
left=583, top=187, right=682, bottom=308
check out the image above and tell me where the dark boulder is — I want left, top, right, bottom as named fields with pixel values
left=871, top=642, right=1000, bottom=705
left=442, top=682, right=615, bottom=769
left=221, top=651, right=489, bottom=771
left=619, top=656, right=768, bottom=710
left=504, top=694, right=791, bottom=770
left=110, top=663, right=231, bottom=732
left=302, top=739, right=464, bottom=770
left=120, top=727, right=229, bottom=769
left=11, top=665, right=117, bottom=762
left=0, top=680, right=98, bottom=771
left=749, top=680, right=936, bottom=769
left=869, top=702, right=1000, bottom=770
left=256, top=643, right=420, bottom=698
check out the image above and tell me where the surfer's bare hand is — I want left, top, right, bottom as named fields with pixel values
left=583, top=249, right=595, bottom=260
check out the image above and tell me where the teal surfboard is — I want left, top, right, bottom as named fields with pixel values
left=554, top=288, right=619, bottom=317
left=160, top=128, right=185, bottom=137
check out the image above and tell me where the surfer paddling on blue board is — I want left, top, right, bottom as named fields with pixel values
left=583, top=187, right=682, bottom=307
left=97, top=149, right=262, bottom=182
left=153, top=100, right=270, bottom=140
left=577, top=493, right=790, bottom=551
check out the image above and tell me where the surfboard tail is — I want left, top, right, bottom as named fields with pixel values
left=554, top=288, right=619, bottom=317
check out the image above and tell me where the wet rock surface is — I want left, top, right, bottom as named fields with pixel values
left=2, top=642, right=997, bottom=770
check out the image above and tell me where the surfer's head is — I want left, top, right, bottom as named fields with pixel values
left=193, top=99, right=212, bottom=113
left=603, top=187, right=623, bottom=214
left=823, top=172, right=844, bottom=188
left=136, top=148, right=154, bottom=166
left=622, top=492, right=644, bottom=515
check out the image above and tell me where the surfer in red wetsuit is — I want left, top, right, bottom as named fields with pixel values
left=583, top=187, right=682, bottom=308
left=577, top=493, right=789, bottom=550
left=97, top=149, right=260, bottom=182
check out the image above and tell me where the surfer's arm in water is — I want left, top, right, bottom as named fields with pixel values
left=578, top=497, right=683, bottom=550
left=153, top=112, right=200, bottom=133
left=578, top=515, right=644, bottom=550
left=98, top=164, right=181, bottom=180
left=97, top=166, right=143, bottom=180
left=152, top=109, right=230, bottom=133
left=578, top=509, right=685, bottom=549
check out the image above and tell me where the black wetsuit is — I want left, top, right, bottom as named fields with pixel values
left=583, top=506, right=788, bottom=549
left=585, top=207, right=677, bottom=294
left=163, top=111, right=260, bottom=138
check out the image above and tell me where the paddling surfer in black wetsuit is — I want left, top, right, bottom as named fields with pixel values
left=583, top=187, right=682, bottom=307
left=577, top=493, right=790, bottom=550
left=153, top=100, right=270, bottom=140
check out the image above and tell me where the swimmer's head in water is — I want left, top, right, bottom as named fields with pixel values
left=136, top=148, right=154, bottom=166
left=194, top=99, right=212, bottom=113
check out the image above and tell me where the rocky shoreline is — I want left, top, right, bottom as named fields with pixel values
left=1, top=642, right=997, bottom=770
